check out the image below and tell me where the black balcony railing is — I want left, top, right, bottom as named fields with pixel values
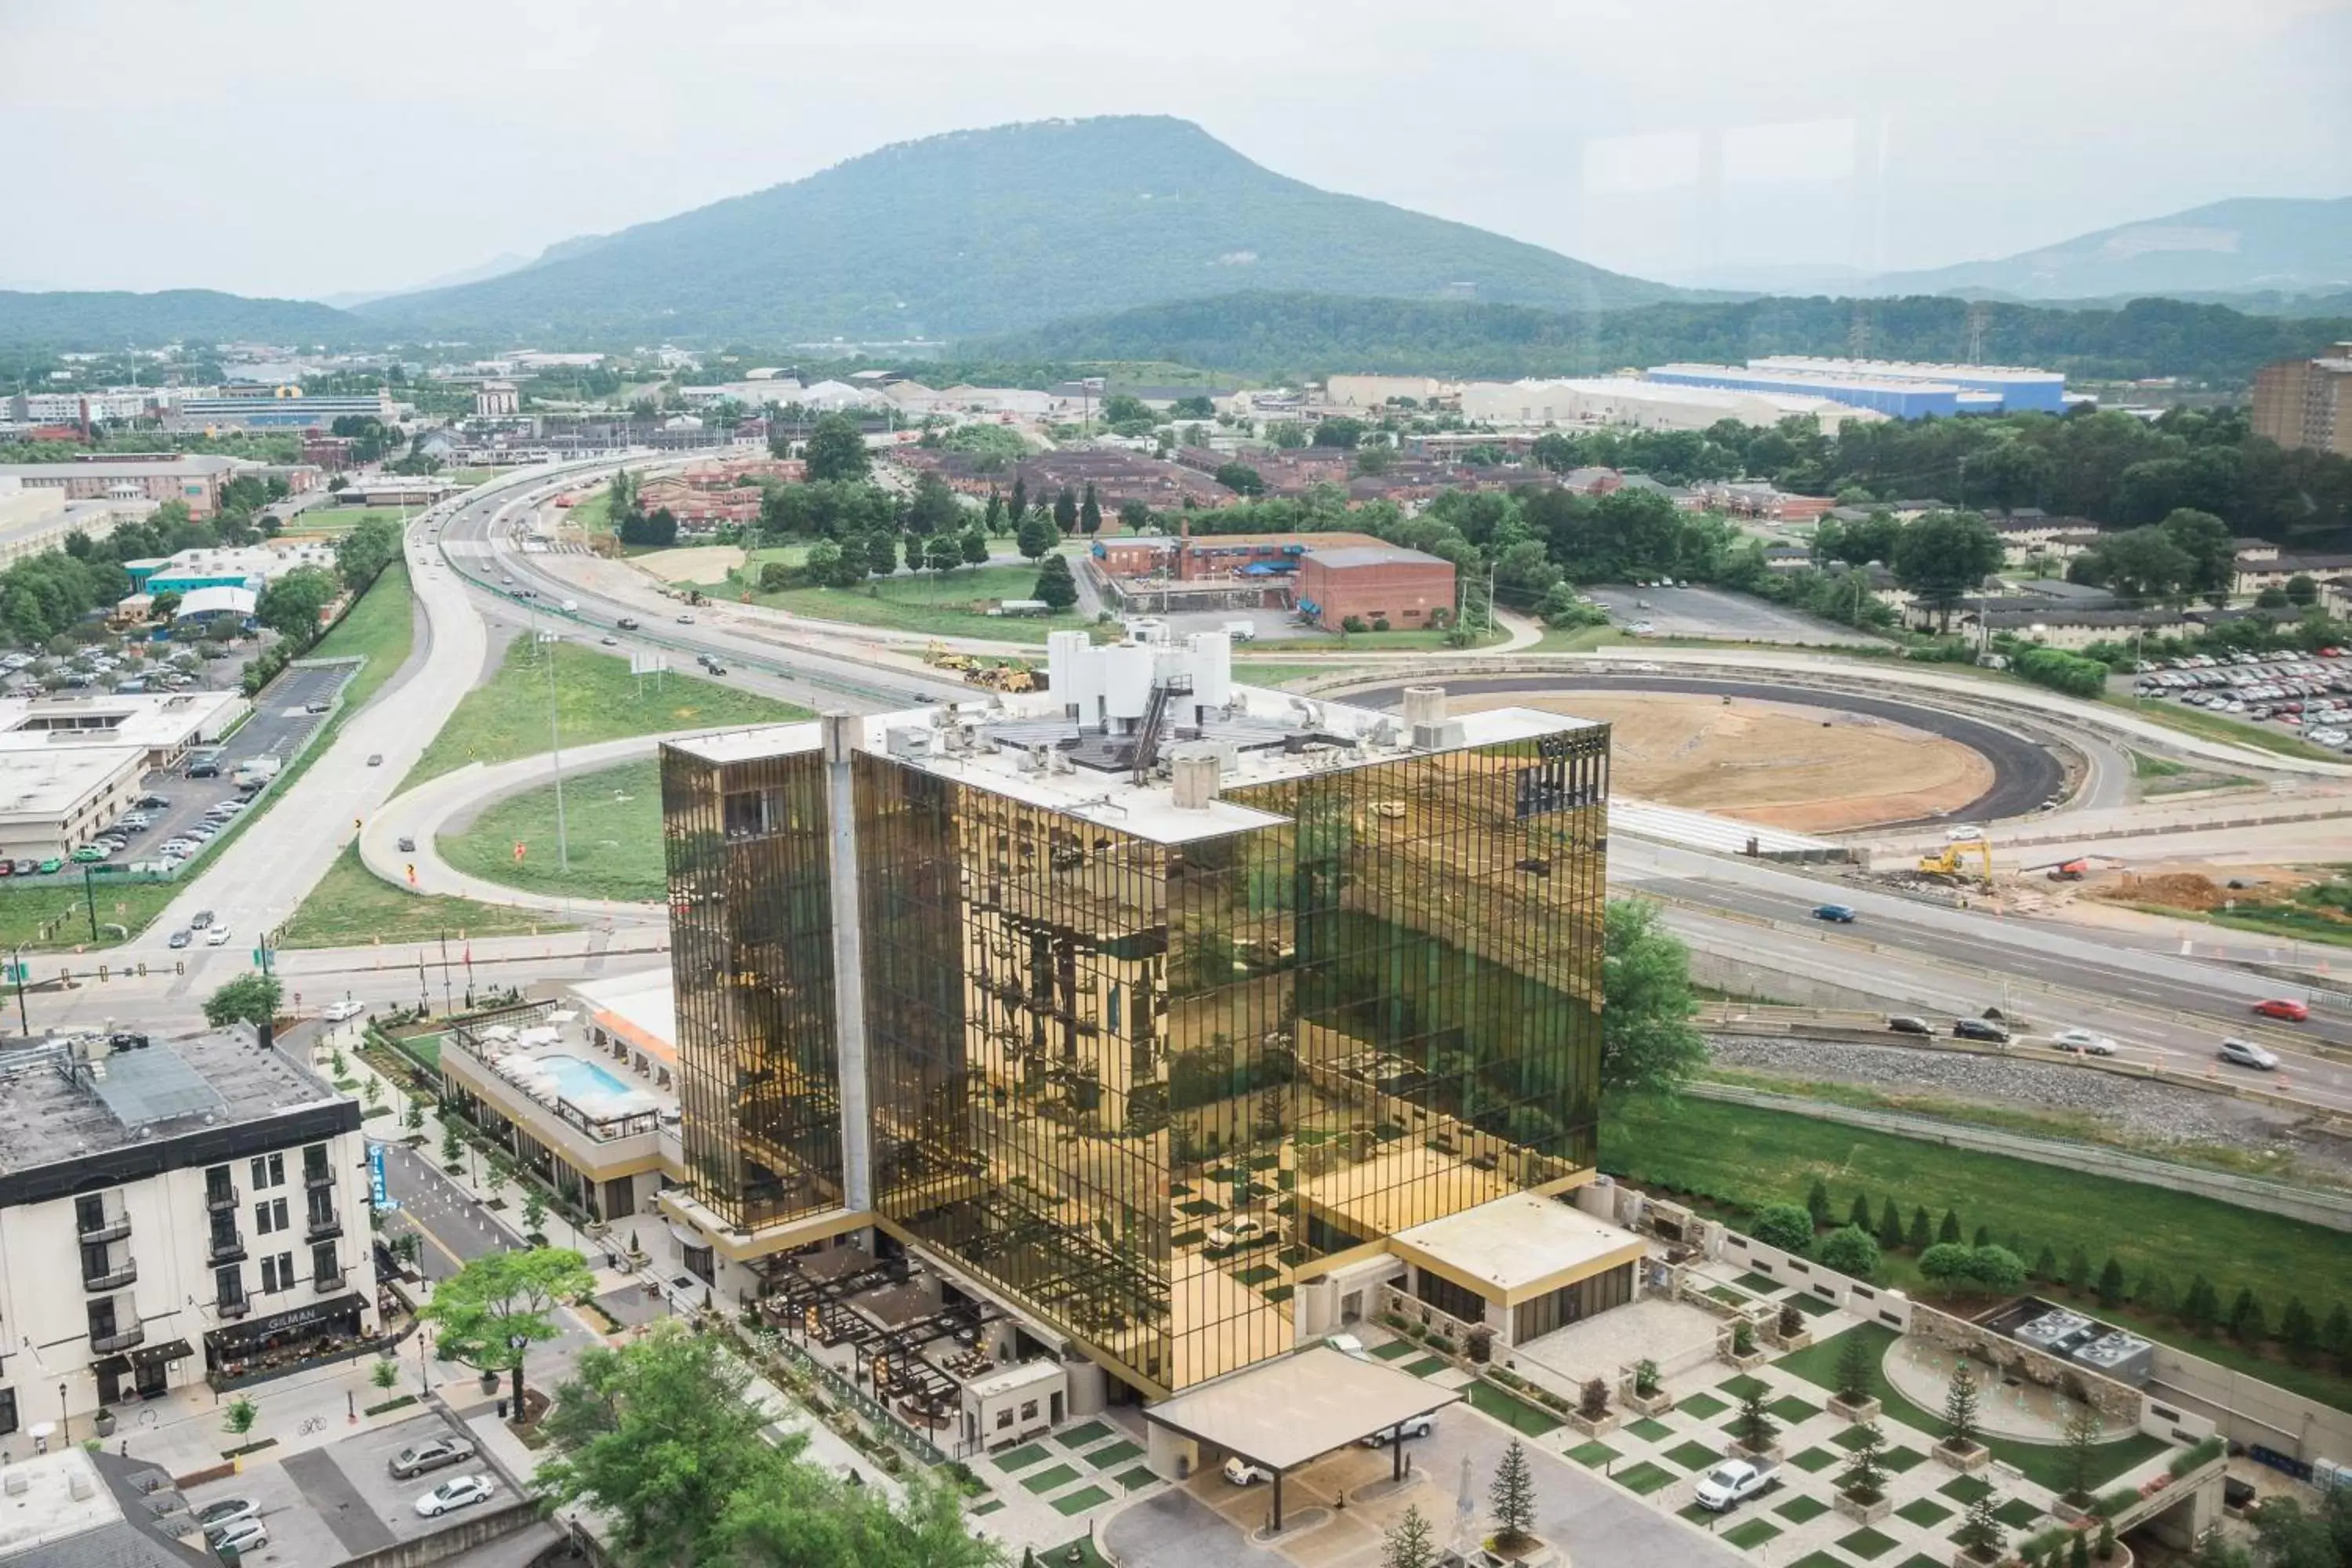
left=311, top=1269, right=346, bottom=1293
left=205, top=1184, right=239, bottom=1214
left=216, top=1294, right=250, bottom=1319
left=304, top=1214, right=342, bottom=1243
left=76, top=1214, right=131, bottom=1245
left=81, top=1261, right=137, bottom=1293
left=206, top=1237, right=246, bottom=1266
left=90, top=1325, right=144, bottom=1353
left=303, top=1164, right=334, bottom=1190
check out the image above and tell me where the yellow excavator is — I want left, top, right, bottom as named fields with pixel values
left=1917, top=838, right=1994, bottom=886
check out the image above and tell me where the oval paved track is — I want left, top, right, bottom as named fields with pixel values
left=1333, top=674, right=2067, bottom=828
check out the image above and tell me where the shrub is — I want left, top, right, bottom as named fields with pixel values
left=1777, top=1301, right=1805, bottom=1339
left=1578, top=1377, right=1610, bottom=1420
left=1806, top=1178, right=1831, bottom=1227
left=1731, top=1319, right=1757, bottom=1356
left=1732, top=1388, right=1777, bottom=1452
left=1749, top=1202, right=1816, bottom=1255
left=1818, top=1225, right=1882, bottom=1281
left=2168, top=1435, right=2227, bottom=1476
left=1632, top=1358, right=1661, bottom=1398
left=1835, top=1330, right=1876, bottom=1406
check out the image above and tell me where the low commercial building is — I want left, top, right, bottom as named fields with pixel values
left=1744, top=355, right=2067, bottom=414
left=1294, top=544, right=1457, bottom=630
left=0, top=1445, right=212, bottom=1564
left=328, top=477, right=456, bottom=508
left=169, top=388, right=391, bottom=432
left=1457, top=376, right=1886, bottom=434
left=0, top=455, right=243, bottom=519
left=0, top=478, right=143, bottom=567
left=2233, top=550, right=2352, bottom=598
left=1322, top=375, right=1450, bottom=408
left=0, top=690, right=249, bottom=858
left=0, top=1026, right=378, bottom=1430
left=1648, top=363, right=1974, bottom=419
left=134, top=543, right=337, bottom=596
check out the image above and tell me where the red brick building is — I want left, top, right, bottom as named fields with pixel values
left=1294, top=545, right=1456, bottom=631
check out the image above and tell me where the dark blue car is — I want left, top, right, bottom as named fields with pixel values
left=1810, top=903, right=1857, bottom=923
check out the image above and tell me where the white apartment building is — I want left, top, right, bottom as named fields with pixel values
left=0, top=1026, right=377, bottom=1432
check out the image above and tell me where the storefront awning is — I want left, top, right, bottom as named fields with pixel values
left=204, top=1292, right=365, bottom=1352
left=131, top=1338, right=194, bottom=1367
left=89, top=1355, right=132, bottom=1377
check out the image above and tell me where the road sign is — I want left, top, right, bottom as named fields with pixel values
left=368, top=1142, right=393, bottom=1210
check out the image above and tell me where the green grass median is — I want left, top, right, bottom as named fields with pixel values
left=440, top=759, right=665, bottom=905
left=280, top=845, right=572, bottom=949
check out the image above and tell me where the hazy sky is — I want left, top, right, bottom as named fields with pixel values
left=4, top=0, right=2346, bottom=299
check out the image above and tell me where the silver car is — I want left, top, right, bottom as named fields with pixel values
left=390, top=1434, right=477, bottom=1479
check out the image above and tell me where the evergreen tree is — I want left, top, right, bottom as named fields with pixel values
left=2034, top=1244, right=2060, bottom=1283
left=2059, top=1399, right=2105, bottom=1504
left=1953, top=1492, right=2005, bottom=1563
left=1033, top=555, right=1079, bottom=611
left=2183, top=1276, right=2220, bottom=1335
left=1383, top=1503, right=1438, bottom=1568
left=982, top=490, right=1006, bottom=535
left=1839, top=1421, right=1887, bottom=1501
left=2228, top=1288, right=2266, bottom=1344
left=1488, top=1439, right=1537, bottom=1550
left=902, top=532, right=924, bottom=574
left=960, top=525, right=989, bottom=569
left=1079, top=482, right=1102, bottom=536
left=1015, top=514, right=1058, bottom=562
left=2096, top=1258, right=2126, bottom=1308
left=2096, top=1516, right=2117, bottom=1563
left=1733, top=1388, right=1778, bottom=1454
left=1007, top=475, right=1029, bottom=527
left=1942, top=1359, right=1983, bottom=1453
left=1939, top=1208, right=1962, bottom=1245
left=1843, top=1189, right=1870, bottom=1232
left=2321, top=1302, right=2350, bottom=1371
left=1835, top=1329, right=1876, bottom=1410
left=1806, top=1177, right=1831, bottom=1229
left=1878, top=1198, right=1905, bottom=1250
left=1052, top=486, right=1079, bottom=535
left=2067, top=1247, right=2093, bottom=1295
left=1908, top=1206, right=1932, bottom=1252
left=2070, top=1529, right=2091, bottom=1568
left=2277, top=1298, right=2316, bottom=1364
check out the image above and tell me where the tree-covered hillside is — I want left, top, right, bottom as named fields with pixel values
left=354, top=116, right=1683, bottom=343
left=0, top=289, right=361, bottom=349
left=980, top=290, right=2352, bottom=387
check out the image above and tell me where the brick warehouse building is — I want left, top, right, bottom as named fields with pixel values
left=1295, top=544, right=1456, bottom=631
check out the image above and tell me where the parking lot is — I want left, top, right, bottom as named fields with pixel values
left=182, top=1409, right=512, bottom=1562
left=2128, top=648, right=2352, bottom=750
left=1586, top=584, right=1870, bottom=646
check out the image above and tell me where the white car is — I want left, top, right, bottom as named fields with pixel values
left=1693, top=1458, right=1776, bottom=1512
left=1204, top=1215, right=1280, bottom=1250
left=415, top=1474, right=495, bottom=1517
left=205, top=924, right=233, bottom=947
left=323, top=1000, right=367, bottom=1023
left=2051, top=1028, right=2118, bottom=1056
left=1944, top=824, right=1987, bottom=842
left=1360, top=1413, right=1437, bottom=1446
left=1223, top=1457, right=1273, bottom=1486
left=208, top=1517, right=270, bottom=1554
left=193, top=1498, right=262, bottom=1534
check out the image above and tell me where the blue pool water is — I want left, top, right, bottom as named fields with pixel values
left=537, top=1054, right=631, bottom=1101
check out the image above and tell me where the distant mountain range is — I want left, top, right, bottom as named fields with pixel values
left=347, top=115, right=1686, bottom=342
left=314, top=252, right=536, bottom=311
left=0, top=289, right=357, bottom=350
left=1675, top=198, right=2352, bottom=304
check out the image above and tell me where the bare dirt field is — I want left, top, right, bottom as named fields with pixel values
left=631, top=545, right=746, bottom=584
left=1465, top=691, right=1992, bottom=832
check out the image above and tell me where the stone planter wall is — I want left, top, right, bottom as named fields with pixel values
left=1624, top=1388, right=1674, bottom=1417
left=1730, top=1439, right=1784, bottom=1465
left=1933, top=1440, right=1993, bottom=1475
left=1566, top=1409, right=1619, bottom=1438
left=1828, top=1393, right=1882, bottom=1424
left=1766, top=1328, right=1815, bottom=1353
left=1907, top=1301, right=2142, bottom=1428
left=1720, top=1348, right=1770, bottom=1372
left=1835, top=1490, right=1892, bottom=1526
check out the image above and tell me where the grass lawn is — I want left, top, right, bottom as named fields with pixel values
left=1779, top=1326, right=2167, bottom=1492
left=1530, top=625, right=1625, bottom=652
left=1568, top=1440, right=1619, bottom=1467
left=746, top=565, right=1087, bottom=643
left=1602, top=1091, right=2352, bottom=1411
left=567, top=492, right=613, bottom=535
left=1835, top=1526, right=1900, bottom=1559
left=1774, top=1494, right=1831, bottom=1523
left=1462, top=1379, right=1562, bottom=1435
left=1613, top=1461, right=1676, bottom=1496
left=2128, top=749, right=2185, bottom=778
left=1723, top=1517, right=1782, bottom=1549
left=1895, top=1497, right=1952, bottom=1527
left=1050, top=1484, right=1111, bottom=1515
left=1788, top=1447, right=1839, bottom=1475
left=2104, top=695, right=2340, bottom=761
left=1019, top=1463, right=1079, bottom=1494
left=1679, top=1392, right=1729, bottom=1420
left=991, top=1443, right=1047, bottom=1472
left=406, top=639, right=809, bottom=786
left=1229, top=662, right=1383, bottom=689
left=280, top=845, right=575, bottom=949
left=287, top=506, right=408, bottom=535
left=0, top=562, right=417, bottom=953
left=1662, top=1439, right=1722, bottom=1472
left=441, top=759, right=664, bottom=905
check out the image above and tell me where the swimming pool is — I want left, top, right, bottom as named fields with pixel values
left=535, top=1053, right=633, bottom=1102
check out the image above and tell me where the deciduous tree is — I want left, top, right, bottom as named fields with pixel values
left=1599, top=898, right=1704, bottom=1098
left=420, top=1247, right=594, bottom=1419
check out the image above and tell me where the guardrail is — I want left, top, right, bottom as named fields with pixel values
left=1684, top=1080, right=2352, bottom=1230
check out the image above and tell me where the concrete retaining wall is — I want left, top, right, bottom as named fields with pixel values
left=2142, top=1345, right=2352, bottom=1463
left=339, top=1501, right=557, bottom=1568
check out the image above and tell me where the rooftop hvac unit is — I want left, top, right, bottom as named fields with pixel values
left=2070, top=1330, right=2154, bottom=1385
left=884, top=726, right=933, bottom=760
left=2013, top=1308, right=2094, bottom=1352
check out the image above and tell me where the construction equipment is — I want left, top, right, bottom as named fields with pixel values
left=966, top=661, right=1044, bottom=693
left=924, top=642, right=979, bottom=673
left=2047, top=858, right=2090, bottom=882
left=1916, top=838, right=1993, bottom=886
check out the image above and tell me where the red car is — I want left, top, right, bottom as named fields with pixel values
left=2252, top=998, right=2310, bottom=1022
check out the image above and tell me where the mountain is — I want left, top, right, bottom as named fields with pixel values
left=316, top=251, right=537, bottom=310
left=0, top=289, right=361, bottom=349
left=980, top=289, right=2352, bottom=387
left=1865, top=198, right=2352, bottom=303
left=353, top=116, right=1685, bottom=343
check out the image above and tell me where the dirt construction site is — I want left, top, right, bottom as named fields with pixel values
left=1465, top=691, right=1994, bottom=833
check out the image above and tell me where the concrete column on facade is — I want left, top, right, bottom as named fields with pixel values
left=822, top=712, right=873, bottom=1211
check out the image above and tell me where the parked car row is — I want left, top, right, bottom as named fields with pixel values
left=192, top=1440, right=492, bottom=1556
left=2133, top=651, right=2352, bottom=749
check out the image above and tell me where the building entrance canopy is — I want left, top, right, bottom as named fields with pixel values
left=1142, top=1345, right=1459, bottom=1472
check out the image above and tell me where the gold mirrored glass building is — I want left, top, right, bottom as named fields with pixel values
left=661, top=633, right=1606, bottom=1399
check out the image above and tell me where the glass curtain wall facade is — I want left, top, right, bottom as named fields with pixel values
left=851, top=727, right=1607, bottom=1396
left=662, top=742, right=846, bottom=1230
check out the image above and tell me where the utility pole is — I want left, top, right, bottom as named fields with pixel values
left=9, top=946, right=27, bottom=1036
left=82, top=867, right=98, bottom=943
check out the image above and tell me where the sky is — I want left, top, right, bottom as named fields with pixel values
left=2, top=0, right=2346, bottom=299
